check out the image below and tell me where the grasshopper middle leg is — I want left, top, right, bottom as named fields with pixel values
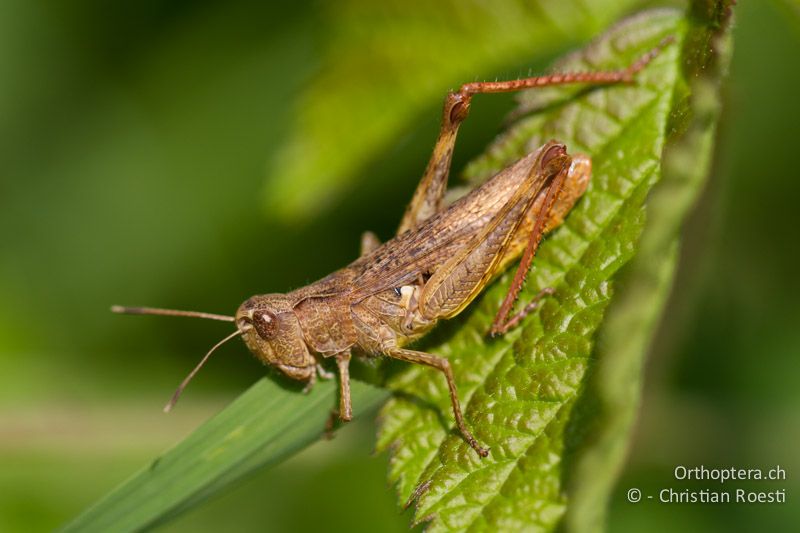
left=386, top=347, right=489, bottom=457
left=336, top=352, right=353, bottom=421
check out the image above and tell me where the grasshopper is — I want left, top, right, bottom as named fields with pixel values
left=113, top=40, right=669, bottom=457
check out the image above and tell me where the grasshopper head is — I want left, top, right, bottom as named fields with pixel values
left=236, top=294, right=316, bottom=382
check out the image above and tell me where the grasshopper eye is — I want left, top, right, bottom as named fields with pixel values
left=252, top=310, right=277, bottom=339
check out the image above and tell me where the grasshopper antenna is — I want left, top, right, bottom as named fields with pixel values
left=111, top=304, right=245, bottom=411
left=163, top=328, right=246, bottom=413
left=111, top=305, right=235, bottom=322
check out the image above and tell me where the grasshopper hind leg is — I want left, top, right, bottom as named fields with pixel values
left=397, top=39, right=668, bottom=237
left=489, top=153, right=591, bottom=336
left=493, top=287, right=555, bottom=334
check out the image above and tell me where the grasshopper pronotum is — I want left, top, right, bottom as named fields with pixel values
left=114, top=39, right=670, bottom=457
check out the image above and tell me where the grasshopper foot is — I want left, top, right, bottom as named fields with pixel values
left=301, top=372, right=316, bottom=394
left=468, top=438, right=490, bottom=458
left=316, top=363, right=335, bottom=380
left=490, top=287, right=555, bottom=336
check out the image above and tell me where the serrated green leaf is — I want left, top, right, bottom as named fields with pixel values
left=264, top=0, right=645, bottom=222
left=376, top=6, right=730, bottom=530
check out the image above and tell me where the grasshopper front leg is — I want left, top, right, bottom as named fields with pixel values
left=323, top=351, right=353, bottom=438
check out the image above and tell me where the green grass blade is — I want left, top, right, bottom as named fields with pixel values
left=59, top=379, right=388, bottom=532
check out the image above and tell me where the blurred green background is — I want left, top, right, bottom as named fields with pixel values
left=1, top=1, right=798, bottom=532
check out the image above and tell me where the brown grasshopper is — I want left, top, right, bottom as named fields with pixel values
left=113, top=41, right=669, bottom=457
